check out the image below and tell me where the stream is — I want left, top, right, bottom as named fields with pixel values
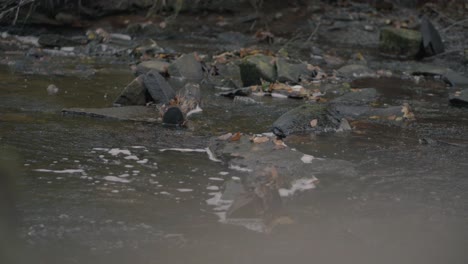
left=1, top=18, right=468, bottom=264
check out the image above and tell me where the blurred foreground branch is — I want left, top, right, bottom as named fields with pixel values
left=0, top=0, right=36, bottom=25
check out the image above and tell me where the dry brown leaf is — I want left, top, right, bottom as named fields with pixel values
left=251, top=136, right=270, bottom=144
left=369, top=115, right=380, bottom=120
left=273, top=138, right=287, bottom=149
left=310, top=119, right=318, bottom=127
left=230, top=132, right=242, bottom=141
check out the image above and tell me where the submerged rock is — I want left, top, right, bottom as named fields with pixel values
left=38, top=34, right=87, bottom=48
left=330, top=88, right=379, bottom=105
left=379, top=27, right=422, bottom=58
left=62, top=106, right=159, bottom=122
left=162, top=107, right=185, bottom=125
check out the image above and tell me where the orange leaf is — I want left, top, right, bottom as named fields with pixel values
left=230, top=132, right=242, bottom=141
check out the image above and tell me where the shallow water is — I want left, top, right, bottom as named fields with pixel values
left=1, top=55, right=468, bottom=264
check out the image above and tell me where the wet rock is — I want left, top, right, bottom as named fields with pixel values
left=379, top=27, right=422, bottom=58
left=336, top=64, right=375, bottom=79
left=419, top=16, right=444, bottom=57
left=272, top=104, right=344, bottom=137
left=407, top=63, right=468, bottom=87
left=162, top=107, right=184, bottom=125
left=449, top=89, right=468, bottom=107
left=240, top=54, right=277, bottom=85
left=62, top=106, right=159, bottom=122
left=114, top=75, right=148, bottom=106
left=143, top=70, right=176, bottom=104
left=134, top=60, right=170, bottom=76
left=218, top=87, right=252, bottom=98
left=168, top=53, right=204, bottom=82
left=206, top=62, right=243, bottom=89
left=276, top=58, right=309, bottom=83
left=330, top=104, right=413, bottom=122
left=38, top=34, right=87, bottom=48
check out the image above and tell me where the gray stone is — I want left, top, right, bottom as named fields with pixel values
left=272, top=104, right=343, bottom=137
left=240, top=54, right=277, bottom=85
left=114, top=75, right=148, bottom=106
left=233, top=96, right=259, bottom=105
left=168, top=53, right=204, bottom=82
left=135, top=60, right=170, bottom=76
left=379, top=27, right=422, bottom=58
left=62, top=106, right=159, bottom=122
left=207, top=62, right=243, bottom=89
left=143, top=70, right=176, bottom=104
left=336, top=64, right=374, bottom=79
left=407, top=63, right=468, bottom=87
left=276, top=58, right=309, bottom=83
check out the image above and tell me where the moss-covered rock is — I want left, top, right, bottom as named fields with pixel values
left=240, top=54, right=277, bottom=85
left=379, top=27, right=422, bottom=58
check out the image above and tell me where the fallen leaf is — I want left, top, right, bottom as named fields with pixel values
left=273, top=138, right=287, bottom=149
left=230, top=132, right=242, bottom=141
left=310, top=119, right=318, bottom=127
left=251, top=136, right=270, bottom=144
left=369, top=115, right=380, bottom=120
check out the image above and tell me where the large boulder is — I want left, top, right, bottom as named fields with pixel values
left=379, top=27, right=422, bottom=58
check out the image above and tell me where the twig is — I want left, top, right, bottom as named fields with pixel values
left=443, top=18, right=468, bottom=32
left=304, top=22, right=321, bottom=45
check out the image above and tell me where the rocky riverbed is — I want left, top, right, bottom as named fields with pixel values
left=1, top=1, right=468, bottom=264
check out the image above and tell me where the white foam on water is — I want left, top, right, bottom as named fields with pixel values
left=219, top=171, right=229, bottom=175
left=103, top=176, right=130, bottom=183
left=206, top=186, right=219, bottom=191
left=34, top=169, right=84, bottom=174
left=137, top=159, right=148, bottom=164
left=159, top=147, right=221, bottom=162
left=186, top=105, right=203, bottom=117
left=231, top=176, right=241, bottom=180
left=124, top=155, right=139, bottom=160
left=108, top=148, right=131, bottom=156
left=160, top=148, right=206, bottom=153
left=301, top=154, right=315, bottom=164
left=111, top=190, right=119, bottom=193
left=92, top=147, right=109, bottom=151
left=205, top=147, right=222, bottom=162
left=209, top=177, right=224, bottom=181
left=119, top=174, right=130, bottom=177
left=278, top=177, right=318, bottom=197
left=160, top=191, right=171, bottom=195
left=124, top=165, right=134, bottom=168
left=130, top=146, right=146, bottom=149
left=177, top=188, right=194, bottom=192
left=228, top=164, right=253, bottom=172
